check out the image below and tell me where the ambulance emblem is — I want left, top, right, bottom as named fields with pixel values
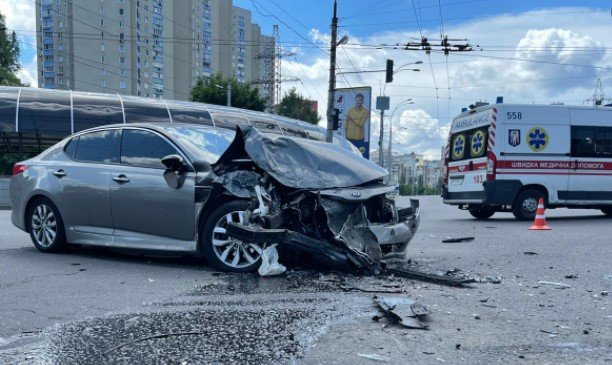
left=527, top=127, right=549, bottom=152
left=471, top=130, right=485, bottom=156
left=508, top=129, right=521, bottom=147
left=452, top=134, right=465, bottom=159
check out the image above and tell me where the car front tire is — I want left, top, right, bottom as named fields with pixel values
left=469, top=208, right=495, bottom=220
left=28, top=197, right=67, bottom=253
left=200, top=200, right=267, bottom=273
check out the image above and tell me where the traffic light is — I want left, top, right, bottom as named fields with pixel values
left=385, top=59, right=394, bottom=83
left=332, top=108, right=340, bottom=130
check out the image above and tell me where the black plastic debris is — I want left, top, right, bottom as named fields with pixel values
left=523, top=251, right=538, bottom=255
left=442, top=237, right=475, bottom=243
left=387, top=266, right=475, bottom=287
left=372, top=295, right=429, bottom=329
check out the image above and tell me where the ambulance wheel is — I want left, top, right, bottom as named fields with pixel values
left=602, top=208, right=612, bottom=217
left=512, top=189, right=544, bottom=221
left=469, top=209, right=495, bottom=220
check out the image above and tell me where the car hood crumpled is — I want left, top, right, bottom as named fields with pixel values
left=212, top=126, right=388, bottom=189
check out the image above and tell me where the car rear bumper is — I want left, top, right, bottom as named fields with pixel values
left=443, top=180, right=523, bottom=207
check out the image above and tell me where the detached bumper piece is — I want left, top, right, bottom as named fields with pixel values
left=226, top=223, right=382, bottom=274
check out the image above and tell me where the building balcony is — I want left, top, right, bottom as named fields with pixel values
left=43, top=60, right=55, bottom=67
left=42, top=38, right=54, bottom=45
left=43, top=83, right=56, bottom=89
left=43, top=49, right=54, bottom=56
left=43, top=71, right=55, bottom=78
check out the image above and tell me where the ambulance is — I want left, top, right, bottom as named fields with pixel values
left=442, top=102, right=612, bottom=220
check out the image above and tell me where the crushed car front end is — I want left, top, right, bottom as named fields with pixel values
left=208, top=126, right=420, bottom=274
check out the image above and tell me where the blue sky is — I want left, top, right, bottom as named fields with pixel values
left=2, top=0, right=610, bottom=158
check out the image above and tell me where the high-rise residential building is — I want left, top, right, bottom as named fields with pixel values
left=35, top=0, right=275, bottom=101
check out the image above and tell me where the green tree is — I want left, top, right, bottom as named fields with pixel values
left=276, top=88, right=320, bottom=125
left=190, top=73, right=266, bottom=111
left=0, top=12, right=24, bottom=86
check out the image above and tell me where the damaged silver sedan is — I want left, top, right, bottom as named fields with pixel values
left=10, top=122, right=419, bottom=274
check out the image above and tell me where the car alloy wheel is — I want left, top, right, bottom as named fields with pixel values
left=31, top=203, right=57, bottom=248
left=211, top=210, right=266, bottom=269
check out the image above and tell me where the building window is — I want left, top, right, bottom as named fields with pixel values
left=119, top=44, right=125, bottom=52
left=101, top=55, right=105, bottom=62
left=119, top=20, right=124, bottom=28
left=120, top=68, right=126, bottom=76
left=59, top=77, right=64, bottom=85
left=119, top=8, right=124, bottom=15
left=100, top=44, right=105, bottom=51
left=120, top=81, right=126, bottom=89
left=120, top=56, right=125, bottom=64
left=58, top=20, right=63, bottom=28
left=100, top=19, right=104, bottom=26
left=100, top=68, right=106, bottom=75
left=101, top=80, right=107, bottom=87
left=59, top=56, right=64, bottom=62
left=99, top=6, right=104, bottom=14
left=58, top=44, right=63, bottom=50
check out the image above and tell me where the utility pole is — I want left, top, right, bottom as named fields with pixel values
left=326, top=0, right=338, bottom=143
left=227, top=84, right=232, bottom=107
left=378, top=110, right=385, bottom=166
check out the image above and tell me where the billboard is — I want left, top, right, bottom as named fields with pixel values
left=334, top=86, right=372, bottom=158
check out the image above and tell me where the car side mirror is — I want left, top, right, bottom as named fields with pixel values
left=161, top=154, right=185, bottom=172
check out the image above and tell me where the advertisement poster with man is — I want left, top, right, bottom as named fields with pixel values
left=334, top=87, right=372, bottom=158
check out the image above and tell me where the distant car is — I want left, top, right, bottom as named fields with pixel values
left=10, top=122, right=420, bottom=272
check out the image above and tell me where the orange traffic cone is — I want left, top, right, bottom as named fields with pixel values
left=529, top=198, right=550, bottom=230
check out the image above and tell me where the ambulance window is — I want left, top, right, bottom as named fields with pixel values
left=595, top=128, right=612, bottom=157
left=571, top=127, right=596, bottom=157
left=450, top=127, right=488, bottom=161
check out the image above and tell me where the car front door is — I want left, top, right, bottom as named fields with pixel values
left=109, top=128, right=196, bottom=242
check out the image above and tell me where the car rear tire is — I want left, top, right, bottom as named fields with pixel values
left=512, top=189, right=544, bottom=221
left=28, top=197, right=67, bottom=253
left=201, top=200, right=267, bottom=273
left=469, top=208, right=495, bottom=220
left=602, top=208, right=612, bottom=216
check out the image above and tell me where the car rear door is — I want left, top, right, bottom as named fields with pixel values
left=52, top=129, right=119, bottom=235
left=109, top=128, right=196, bottom=242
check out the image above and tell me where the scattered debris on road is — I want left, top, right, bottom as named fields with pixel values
left=387, top=266, right=475, bottom=287
left=523, top=251, right=538, bottom=255
left=564, top=273, right=579, bottom=279
left=357, top=353, right=390, bottom=362
left=474, top=276, right=502, bottom=284
left=372, top=295, right=429, bottom=329
left=537, top=281, right=571, bottom=289
left=257, top=245, right=286, bottom=276
left=441, top=236, right=475, bottom=243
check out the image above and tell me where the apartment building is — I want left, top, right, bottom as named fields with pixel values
left=35, top=0, right=275, bottom=101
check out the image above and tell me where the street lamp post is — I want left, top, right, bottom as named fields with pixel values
left=215, top=84, right=231, bottom=107
left=387, top=99, right=414, bottom=183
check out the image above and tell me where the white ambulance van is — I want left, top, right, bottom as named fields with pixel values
left=442, top=103, right=612, bottom=220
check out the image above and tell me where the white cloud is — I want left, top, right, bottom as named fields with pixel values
left=0, top=0, right=36, bottom=32
left=1, top=0, right=37, bottom=85
left=17, top=54, right=37, bottom=86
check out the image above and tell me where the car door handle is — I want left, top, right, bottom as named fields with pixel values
left=52, top=169, right=67, bottom=178
left=112, top=174, right=130, bottom=184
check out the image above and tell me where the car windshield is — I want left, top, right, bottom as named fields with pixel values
left=163, top=126, right=235, bottom=163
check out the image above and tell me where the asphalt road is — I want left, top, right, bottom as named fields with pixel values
left=0, top=196, right=610, bottom=364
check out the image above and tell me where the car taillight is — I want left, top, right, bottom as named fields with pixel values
left=12, top=164, right=27, bottom=176
left=486, top=151, right=496, bottom=181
